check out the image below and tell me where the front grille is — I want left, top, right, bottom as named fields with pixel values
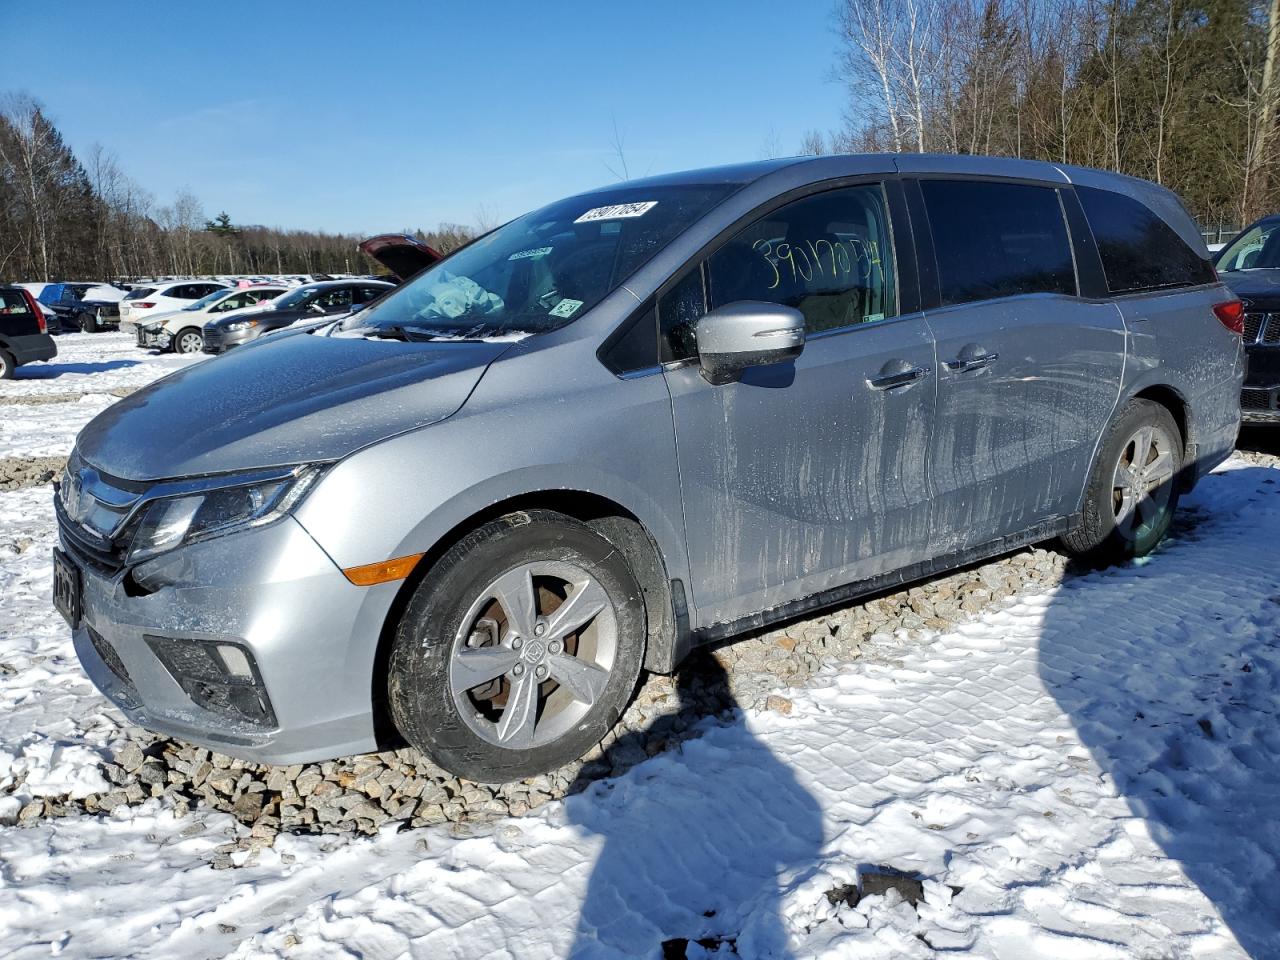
left=55, top=490, right=143, bottom=577
left=1242, top=387, right=1273, bottom=411
left=135, top=326, right=148, bottom=347
left=1242, top=311, right=1280, bottom=344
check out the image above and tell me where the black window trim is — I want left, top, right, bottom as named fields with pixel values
left=906, top=173, right=1084, bottom=311
left=598, top=173, right=921, bottom=377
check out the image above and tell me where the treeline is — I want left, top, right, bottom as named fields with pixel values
left=822, top=0, right=1280, bottom=226
left=0, top=92, right=476, bottom=283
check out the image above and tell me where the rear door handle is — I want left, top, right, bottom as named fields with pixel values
left=945, top=351, right=999, bottom=372
left=868, top=366, right=929, bottom=390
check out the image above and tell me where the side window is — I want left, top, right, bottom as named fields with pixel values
left=921, top=180, right=1076, bottom=306
left=705, top=184, right=897, bottom=337
left=659, top=267, right=707, bottom=362
left=1077, top=185, right=1216, bottom=292
left=318, top=288, right=353, bottom=311
left=168, top=285, right=191, bottom=299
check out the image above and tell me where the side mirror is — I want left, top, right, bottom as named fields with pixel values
left=694, top=301, right=805, bottom=385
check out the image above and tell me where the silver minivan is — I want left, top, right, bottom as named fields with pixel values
left=56, top=154, right=1244, bottom=783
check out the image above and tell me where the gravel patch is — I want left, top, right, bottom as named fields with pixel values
left=0, top=456, right=67, bottom=491
left=3, top=540, right=1071, bottom=863
left=0, top=393, right=88, bottom=406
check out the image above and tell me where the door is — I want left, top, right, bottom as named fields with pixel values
left=914, top=178, right=1126, bottom=554
left=662, top=182, right=937, bottom=628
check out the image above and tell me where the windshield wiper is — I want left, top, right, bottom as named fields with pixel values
left=357, top=324, right=439, bottom=342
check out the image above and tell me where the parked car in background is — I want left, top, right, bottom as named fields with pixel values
left=0, top=284, right=56, bottom=378
left=135, top=285, right=288, bottom=353
left=35, top=282, right=126, bottom=333
left=59, top=155, right=1241, bottom=783
left=201, top=279, right=392, bottom=354
left=357, top=234, right=443, bottom=281
left=118, top=280, right=229, bottom=330
left=1214, top=214, right=1280, bottom=421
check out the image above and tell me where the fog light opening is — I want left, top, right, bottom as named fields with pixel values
left=216, top=644, right=253, bottom=680
left=143, top=635, right=277, bottom=728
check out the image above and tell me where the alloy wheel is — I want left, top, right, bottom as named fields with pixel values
left=448, top=560, right=618, bottom=749
left=1112, top=423, right=1176, bottom=541
left=176, top=331, right=203, bottom=354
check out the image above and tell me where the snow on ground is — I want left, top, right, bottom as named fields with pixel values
left=1, top=333, right=1278, bottom=958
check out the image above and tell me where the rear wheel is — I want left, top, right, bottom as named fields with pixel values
left=1062, top=399, right=1182, bottom=564
left=174, top=327, right=204, bottom=354
left=388, top=509, right=646, bottom=782
left=0, top=349, right=13, bottom=379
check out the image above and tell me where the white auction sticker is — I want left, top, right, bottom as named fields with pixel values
left=549, top=298, right=584, bottom=318
left=574, top=201, right=657, bottom=224
left=508, top=246, right=552, bottom=261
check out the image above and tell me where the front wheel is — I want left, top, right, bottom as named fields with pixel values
left=80, top=308, right=100, bottom=333
left=1062, top=399, right=1182, bottom=564
left=173, top=327, right=204, bottom=354
left=0, top=349, right=13, bottom=379
left=388, top=509, right=646, bottom=783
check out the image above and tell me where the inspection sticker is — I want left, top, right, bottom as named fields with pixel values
left=508, top=246, right=552, bottom=261
left=549, top=298, right=584, bottom=318
left=574, top=201, right=657, bottom=224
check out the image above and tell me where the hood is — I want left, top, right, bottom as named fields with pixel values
left=76, top=329, right=511, bottom=481
left=358, top=234, right=443, bottom=281
left=1219, top=269, right=1280, bottom=306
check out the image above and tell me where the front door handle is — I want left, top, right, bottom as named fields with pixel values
left=945, top=351, right=999, bottom=372
left=868, top=366, right=928, bottom=390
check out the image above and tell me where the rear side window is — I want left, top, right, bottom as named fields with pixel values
left=1077, top=185, right=1215, bottom=293
left=922, top=180, right=1076, bottom=306
left=0, top=290, right=33, bottom=314
left=125, top=287, right=157, bottom=300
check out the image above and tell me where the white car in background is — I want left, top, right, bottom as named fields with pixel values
left=135, top=285, right=288, bottom=353
left=118, top=280, right=229, bottom=331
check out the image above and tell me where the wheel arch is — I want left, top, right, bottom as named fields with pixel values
left=366, top=488, right=687, bottom=749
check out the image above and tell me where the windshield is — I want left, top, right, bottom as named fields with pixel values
left=184, top=289, right=231, bottom=311
left=1218, top=221, right=1280, bottom=272
left=342, top=184, right=735, bottom=340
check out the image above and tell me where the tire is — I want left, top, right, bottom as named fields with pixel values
left=174, top=327, right=204, bottom=354
left=388, top=509, right=646, bottom=782
left=1062, top=399, right=1182, bottom=564
left=80, top=309, right=99, bottom=333
left=0, top=349, right=13, bottom=380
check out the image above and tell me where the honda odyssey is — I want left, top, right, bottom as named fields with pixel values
left=56, top=154, right=1243, bottom=783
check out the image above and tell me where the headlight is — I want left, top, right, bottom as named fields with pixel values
left=126, top=467, right=321, bottom=563
left=225, top=319, right=260, bottom=332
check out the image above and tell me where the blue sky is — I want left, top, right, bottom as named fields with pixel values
left=3, top=0, right=847, bottom=235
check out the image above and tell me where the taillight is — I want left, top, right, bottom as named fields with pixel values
left=135, top=302, right=155, bottom=309
left=20, top=289, right=46, bottom=333
left=1213, top=300, right=1244, bottom=335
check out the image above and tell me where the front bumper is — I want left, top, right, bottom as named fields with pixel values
left=64, top=513, right=399, bottom=764
left=201, top=326, right=257, bottom=354
left=135, top=324, right=170, bottom=350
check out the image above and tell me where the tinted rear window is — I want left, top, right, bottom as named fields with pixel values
left=921, top=180, right=1076, bottom=306
left=1077, top=185, right=1215, bottom=293
left=125, top=287, right=157, bottom=300
left=0, top=290, right=33, bottom=314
